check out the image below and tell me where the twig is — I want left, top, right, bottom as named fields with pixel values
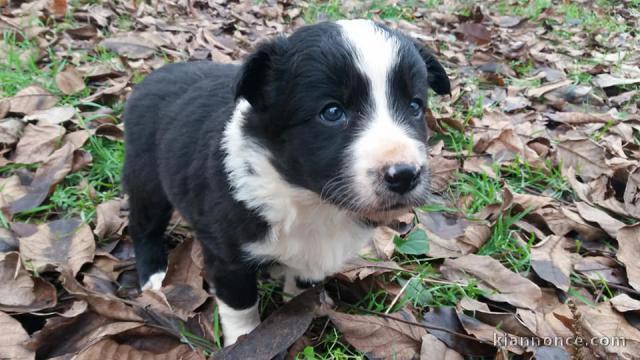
left=385, top=275, right=414, bottom=314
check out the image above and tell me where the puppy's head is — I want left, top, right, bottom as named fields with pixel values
left=236, top=19, right=450, bottom=223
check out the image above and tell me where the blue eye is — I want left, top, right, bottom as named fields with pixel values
left=320, top=104, right=346, bottom=124
left=409, top=98, right=423, bottom=117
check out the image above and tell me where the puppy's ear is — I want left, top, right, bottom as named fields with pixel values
left=235, top=37, right=288, bottom=112
left=415, top=44, right=451, bottom=96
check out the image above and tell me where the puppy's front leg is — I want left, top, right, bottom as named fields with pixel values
left=201, top=246, right=260, bottom=346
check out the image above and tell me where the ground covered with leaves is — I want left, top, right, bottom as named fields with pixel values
left=1, top=0, right=640, bottom=359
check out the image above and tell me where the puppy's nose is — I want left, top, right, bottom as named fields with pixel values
left=383, top=164, right=421, bottom=194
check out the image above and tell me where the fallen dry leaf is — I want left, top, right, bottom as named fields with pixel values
left=0, top=252, right=57, bottom=313
left=0, top=311, right=35, bottom=360
left=100, top=36, right=157, bottom=59
left=556, top=140, right=613, bottom=181
left=55, top=66, right=85, bottom=95
left=610, top=294, right=640, bottom=313
left=10, top=142, right=75, bottom=214
left=593, top=74, right=640, bottom=88
left=420, top=334, right=463, bottom=360
left=7, top=85, right=58, bottom=115
left=0, top=118, right=25, bottom=145
left=18, top=218, right=95, bottom=276
left=530, top=236, right=573, bottom=291
left=422, top=307, right=495, bottom=357
left=13, top=124, right=66, bottom=164
left=616, top=224, right=640, bottom=292
left=457, top=22, right=491, bottom=45
left=93, top=199, right=126, bottom=240
left=417, top=211, right=490, bottom=258
left=328, top=308, right=426, bottom=360
left=440, top=254, right=542, bottom=309
left=23, top=106, right=76, bottom=125
left=575, top=202, right=625, bottom=238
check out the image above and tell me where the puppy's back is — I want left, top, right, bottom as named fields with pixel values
left=122, top=61, right=239, bottom=198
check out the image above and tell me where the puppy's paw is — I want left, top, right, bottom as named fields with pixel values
left=141, top=271, right=166, bottom=291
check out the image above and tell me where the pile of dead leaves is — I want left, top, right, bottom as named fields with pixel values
left=2, top=0, right=640, bottom=359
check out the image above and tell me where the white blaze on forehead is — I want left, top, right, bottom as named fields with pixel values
left=337, top=20, right=426, bottom=195
left=337, top=19, right=397, bottom=117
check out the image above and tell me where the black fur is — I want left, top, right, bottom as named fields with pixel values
left=122, top=21, right=449, bottom=314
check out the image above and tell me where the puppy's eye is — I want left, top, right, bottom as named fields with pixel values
left=409, top=98, right=423, bottom=117
left=320, top=103, right=346, bottom=124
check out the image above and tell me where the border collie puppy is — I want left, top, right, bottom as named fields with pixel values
left=122, top=19, right=450, bottom=346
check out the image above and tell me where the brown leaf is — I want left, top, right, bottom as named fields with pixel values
left=526, top=79, right=572, bottom=98
left=23, top=106, right=76, bottom=125
left=593, top=74, right=640, bottom=88
left=18, top=218, right=95, bottom=276
left=372, top=226, right=398, bottom=260
left=575, top=202, right=625, bottom=238
left=0, top=311, right=35, bottom=360
left=10, top=142, right=74, bottom=214
left=26, top=312, right=144, bottom=359
left=339, top=257, right=403, bottom=282
left=100, top=36, right=157, bottom=59
left=575, top=302, right=640, bottom=358
left=530, top=236, right=573, bottom=291
left=216, top=288, right=321, bottom=360
left=13, top=124, right=65, bottom=164
left=74, top=337, right=204, bottom=360
left=0, top=252, right=57, bottom=313
left=457, top=313, right=524, bottom=354
left=65, top=24, right=98, bottom=40
left=429, top=156, right=459, bottom=192
left=616, top=224, right=640, bottom=291
left=328, top=308, right=425, bottom=359
left=574, top=256, right=626, bottom=285
left=610, top=294, right=640, bottom=313
left=457, top=22, right=491, bottom=45
left=422, top=307, right=495, bottom=357
left=546, top=111, right=615, bottom=125
left=49, top=0, right=67, bottom=17
left=440, top=254, right=542, bottom=309
left=55, top=66, right=85, bottom=95
left=94, top=199, right=127, bottom=240
left=0, top=100, right=9, bottom=118
left=0, top=118, right=25, bottom=145
left=7, top=85, right=58, bottom=115
left=556, top=140, right=612, bottom=181
left=417, top=211, right=490, bottom=258
left=420, top=334, right=463, bottom=360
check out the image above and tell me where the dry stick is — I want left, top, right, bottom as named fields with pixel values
left=337, top=300, right=486, bottom=344
left=384, top=275, right=414, bottom=314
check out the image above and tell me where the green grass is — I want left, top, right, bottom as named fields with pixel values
left=397, top=268, right=484, bottom=308
left=501, top=157, right=573, bottom=200
left=302, top=0, right=441, bottom=23
left=13, top=136, right=124, bottom=223
left=477, top=212, right=533, bottom=273
left=298, top=328, right=364, bottom=360
left=494, top=0, right=551, bottom=19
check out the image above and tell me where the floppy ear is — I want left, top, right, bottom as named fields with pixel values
left=414, top=44, right=451, bottom=96
left=235, top=37, right=288, bottom=112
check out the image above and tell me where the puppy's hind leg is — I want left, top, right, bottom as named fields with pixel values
left=127, top=190, right=173, bottom=291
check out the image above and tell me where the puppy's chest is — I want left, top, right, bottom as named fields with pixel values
left=244, top=202, right=374, bottom=280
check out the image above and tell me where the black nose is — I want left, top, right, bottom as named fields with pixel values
left=383, top=164, right=421, bottom=194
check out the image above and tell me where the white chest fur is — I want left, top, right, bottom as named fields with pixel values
left=222, top=100, right=373, bottom=281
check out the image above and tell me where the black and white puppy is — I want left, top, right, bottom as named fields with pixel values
left=122, top=19, right=450, bottom=346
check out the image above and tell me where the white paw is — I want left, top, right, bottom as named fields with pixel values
left=141, top=271, right=166, bottom=291
left=216, top=298, right=261, bottom=347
